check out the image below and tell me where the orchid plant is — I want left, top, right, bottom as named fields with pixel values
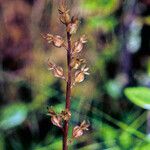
left=42, top=1, right=89, bottom=149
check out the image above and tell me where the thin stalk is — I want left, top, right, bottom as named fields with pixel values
left=63, top=32, right=72, bottom=150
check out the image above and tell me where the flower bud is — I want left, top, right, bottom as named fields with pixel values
left=58, top=4, right=71, bottom=24
left=58, top=5, right=67, bottom=14
left=59, top=13, right=71, bottom=25
left=60, top=109, right=71, bottom=121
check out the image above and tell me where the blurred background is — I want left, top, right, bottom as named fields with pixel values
left=0, top=0, right=150, bottom=149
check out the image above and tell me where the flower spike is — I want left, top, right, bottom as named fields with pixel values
left=43, top=0, right=90, bottom=148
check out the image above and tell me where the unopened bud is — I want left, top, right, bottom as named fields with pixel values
left=61, top=109, right=71, bottom=121
left=58, top=4, right=70, bottom=24
left=60, top=13, right=70, bottom=25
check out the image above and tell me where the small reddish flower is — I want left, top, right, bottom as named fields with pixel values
left=73, top=126, right=83, bottom=138
left=72, top=35, right=87, bottom=54
left=52, top=66, right=64, bottom=78
left=51, top=115, right=62, bottom=128
left=72, top=121, right=89, bottom=139
left=70, top=57, right=86, bottom=69
left=48, top=60, right=65, bottom=80
left=47, top=107, right=62, bottom=128
left=53, top=35, right=64, bottom=47
left=67, top=16, right=79, bottom=34
left=75, top=65, right=89, bottom=83
left=42, top=34, right=64, bottom=48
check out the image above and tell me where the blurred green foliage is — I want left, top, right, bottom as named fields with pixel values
left=82, top=0, right=120, bottom=16
left=87, top=16, right=117, bottom=32
left=0, top=103, right=28, bottom=130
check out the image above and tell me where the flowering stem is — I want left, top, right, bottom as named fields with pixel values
left=63, top=32, right=72, bottom=150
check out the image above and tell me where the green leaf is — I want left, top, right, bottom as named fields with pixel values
left=134, top=141, right=150, bottom=150
left=124, top=87, right=150, bottom=110
left=0, top=103, right=28, bottom=130
left=100, top=124, right=117, bottom=146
